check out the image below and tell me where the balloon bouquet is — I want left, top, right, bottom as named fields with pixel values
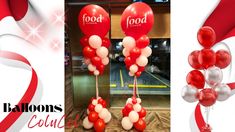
left=120, top=2, right=154, bottom=131
left=78, top=5, right=112, bottom=131
left=182, top=26, right=231, bottom=132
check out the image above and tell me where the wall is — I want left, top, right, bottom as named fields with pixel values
left=111, top=5, right=170, bottom=39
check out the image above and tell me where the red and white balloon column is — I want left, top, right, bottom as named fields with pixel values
left=120, top=2, right=154, bottom=131
left=182, top=26, right=231, bottom=131
left=78, top=5, right=111, bottom=131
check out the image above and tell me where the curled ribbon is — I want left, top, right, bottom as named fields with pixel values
left=0, top=0, right=28, bottom=21
left=0, top=51, right=38, bottom=131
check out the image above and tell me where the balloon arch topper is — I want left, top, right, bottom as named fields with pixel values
left=182, top=26, right=234, bottom=132
left=120, top=2, right=154, bottom=131
left=78, top=5, right=111, bottom=131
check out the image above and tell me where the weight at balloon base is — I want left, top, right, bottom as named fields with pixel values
left=121, top=97, right=147, bottom=131
left=82, top=97, right=111, bottom=131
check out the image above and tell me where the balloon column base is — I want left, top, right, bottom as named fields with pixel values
left=201, top=124, right=212, bottom=132
left=121, top=97, right=147, bottom=131
left=83, top=97, right=111, bottom=131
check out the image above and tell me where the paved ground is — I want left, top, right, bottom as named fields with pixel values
left=65, top=108, right=170, bottom=132
left=110, top=62, right=170, bottom=95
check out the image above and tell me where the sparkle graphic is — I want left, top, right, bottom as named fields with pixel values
left=21, top=20, right=45, bottom=43
left=51, top=10, right=65, bottom=26
left=50, top=39, right=62, bottom=52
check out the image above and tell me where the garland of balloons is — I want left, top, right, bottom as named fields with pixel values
left=120, top=2, right=154, bottom=131
left=182, top=26, right=231, bottom=131
left=78, top=5, right=112, bottom=131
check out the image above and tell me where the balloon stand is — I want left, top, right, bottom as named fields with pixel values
left=78, top=4, right=112, bottom=131
left=120, top=2, right=154, bottom=131
left=182, top=26, right=232, bottom=132
left=82, top=76, right=112, bottom=131
left=121, top=76, right=147, bottom=131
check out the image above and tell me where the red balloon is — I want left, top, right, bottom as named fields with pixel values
left=94, top=119, right=105, bottom=132
left=138, top=66, right=145, bottom=72
left=135, top=71, right=142, bottom=77
left=132, top=97, right=137, bottom=104
left=98, top=98, right=104, bottom=104
left=121, top=2, right=154, bottom=39
left=188, top=50, right=203, bottom=69
left=83, top=46, right=96, bottom=58
left=98, top=98, right=107, bottom=108
left=198, top=49, right=216, bottom=69
left=215, top=50, right=231, bottom=69
left=124, top=56, right=134, bottom=66
left=198, top=88, right=217, bottom=107
left=101, top=100, right=107, bottom=108
left=88, top=104, right=95, bottom=111
left=186, top=70, right=205, bottom=89
left=91, top=56, right=102, bottom=66
left=89, top=71, right=94, bottom=75
left=122, top=108, right=128, bottom=117
left=88, top=111, right=99, bottom=122
left=197, top=26, right=216, bottom=48
left=125, top=103, right=133, bottom=113
left=130, top=47, right=141, bottom=59
left=80, top=36, right=89, bottom=47
left=78, top=5, right=110, bottom=37
left=138, top=107, right=147, bottom=118
left=134, top=118, right=146, bottom=131
left=136, top=35, right=150, bottom=49
left=97, top=64, right=105, bottom=73
left=102, top=37, right=111, bottom=48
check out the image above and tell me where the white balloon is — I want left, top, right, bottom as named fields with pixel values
left=137, top=98, right=142, bottom=104
left=94, top=70, right=100, bottom=76
left=205, top=66, right=223, bottom=87
left=129, top=72, right=134, bottom=76
left=102, top=57, right=109, bottom=65
left=92, top=99, right=98, bottom=105
left=88, top=64, right=96, bottom=72
left=84, top=58, right=91, bottom=65
left=123, top=48, right=130, bottom=57
left=215, top=84, right=231, bottom=101
left=126, top=98, right=133, bottom=104
left=121, top=117, right=133, bottom=130
left=128, top=111, right=139, bottom=123
left=95, top=104, right=103, bottom=113
left=83, top=116, right=94, bottom=129
left=181, top=85, right=199, bottom=103
left=104, top=112, right=112, bottom=123
left=136, top=55, right=148, bottom=67
left=133, top=104, right=142, bottom=112
left=89, top=35, right=102, bottom=49
left=129, top=64, right=138, bottom=74
left=99, top=108, right=109, bottom=119
left=122, top=36, right=136, bottom=50
left=96, top=46, right=109, bottom=59
left=141, top=46, right=152, bottom=57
